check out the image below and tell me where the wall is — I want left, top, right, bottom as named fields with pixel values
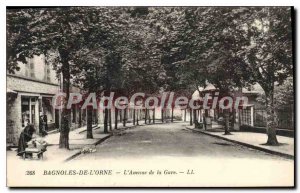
left=7, top=94, right=22, bottom=145
left=13, top=55, right=59, bottom=85
left=7, top=75, right=59, bottom=95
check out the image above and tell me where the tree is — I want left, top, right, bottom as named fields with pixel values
left=7, top=7, right=131, bottom=147
left=70, top=7, right=133, bottom=134
left=193, top=7, right=292, bottom=140
left=152, top=7, right=252, bottom=131
left=243, top=7, right=293, bottom=145
left=189, top=8, right=257, bottom=134
left=7, top=7, right=96, bottom=148
left=7, top=7, right=292, bottom=146
left=274, top=77, right=294, bottom=112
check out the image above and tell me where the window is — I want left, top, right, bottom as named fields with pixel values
left=21, top=97, right=36, bottom=127
left=29, top=60, right=35, bottom=78
left=42, top=97, right=54, bottom=123
left=25, top=58, right=35, bottom=78
left=44, top=59, right=51, bottom=82
left=21, top=98, right=30, bottom=127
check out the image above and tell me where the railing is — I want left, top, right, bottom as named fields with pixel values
left=253, top=109, right=294, bottom=130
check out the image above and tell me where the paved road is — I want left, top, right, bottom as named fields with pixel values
left=71, top=122, right=294, bottom=187
left=73, top=122, right=290, bottom=160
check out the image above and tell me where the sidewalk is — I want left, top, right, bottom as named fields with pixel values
left=7, top=122, right=139, bottom=163
left=45, top=125, right=109, bottom=148
left=185, top=125, right=294, bottom=159
left=40, top=120, right=173, bottom=161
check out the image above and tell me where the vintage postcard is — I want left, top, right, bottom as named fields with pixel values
left=6, top=6, right=294, bottom=187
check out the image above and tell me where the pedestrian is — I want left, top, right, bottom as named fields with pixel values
left=17, top=123, right=36, bottom=157
left=43, top=115, right=48, bottom=132
left=39, top=115, right=48, bottom=137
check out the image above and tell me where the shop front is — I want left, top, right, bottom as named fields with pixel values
left=7, top=91, right=59, bottom=146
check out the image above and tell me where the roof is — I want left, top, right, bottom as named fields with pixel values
left=203, top=84, right=217, bottom=91
left=191, top=90, right=203, bottom=100
left=242, top=90, right=260, bottom=95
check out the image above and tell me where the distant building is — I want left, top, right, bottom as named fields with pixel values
left=188, top=84, right=262, bottom=128
left=188, top=83, right=294, bottom=130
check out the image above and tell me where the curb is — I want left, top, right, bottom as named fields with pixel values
left=64, top=122, right=177, bottom=162
left=78, top=125, right=100, bottom=134
left=185, top=127, right=294, bottom=160
left=94, top=135, right=112, bottom=146
left=64, top=151, right=82, bottom=162
left=64, top=134, right=112, bottom=162
left=63, top=124, right=136, bottom=162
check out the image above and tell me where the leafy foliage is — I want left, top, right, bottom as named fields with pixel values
left=7, top=7, right=293, bottom=146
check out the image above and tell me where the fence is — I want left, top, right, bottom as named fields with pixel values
left=239, top=108, right=252, bottom=126
left=253, top=109, right=294, bottom=130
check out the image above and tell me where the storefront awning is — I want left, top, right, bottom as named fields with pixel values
left=7, top=88, right=18, bottom=94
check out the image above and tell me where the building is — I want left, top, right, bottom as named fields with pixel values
left=7, top=55, right=60, bottom=145
left=188, top=84, right=262, bottom=129
left=7, top=55, right=83, bottom=146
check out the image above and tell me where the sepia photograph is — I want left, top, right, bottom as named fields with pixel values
left=5, top=5, right=294, bottom=188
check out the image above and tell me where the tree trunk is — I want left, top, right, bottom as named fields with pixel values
left=119, top=109, right=122, bottom=122
left=103, top=109, right=108, bottom=133
left=114, top=108, right=118, bottom=130
left=171, top=107, right=174, bottom=122
left=123, top=108, right=127, bottom=127
left=78, top=108, right=82, bottom=128
left=133, top=109, right=136, bottom=125
left=136, top=109, right=139, bottom=125
left=189, top=109, right=193, bottom=126
left=145, top=109, right=148, bottom=124
left=59, top=53, right=70, bottom=149
left=231, top=109, right=235, bottom=130
left=86, top=107, right=93, bottom=139
left=265, top=89, right=279, bottom=145
left=109, top=109, right=112, bottom=131
left=203, top=114, right=206, bottom=130
left=95, top=109, right=98, bottom=125
left=238, top=109, right=241, bottom=128
left=59, top=110, right=70, bottom=149
left=152, top=108, right=155, bottom=124
left=184, top=109, right=187, bottom=122
left=198, top=110, right=201, bottom=122
left=224, top=109, right=231, bottom=135
left=161, top=109, right=164, bottom=123
left=193, top=109, right=198, bottom=124
left=213, top=109, right=217, bottom=121
left=199, top=109, right=202, bottom=122
left=148, top=109, right=151, bottom=124
left=203, top=110, right=208, bottom=130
